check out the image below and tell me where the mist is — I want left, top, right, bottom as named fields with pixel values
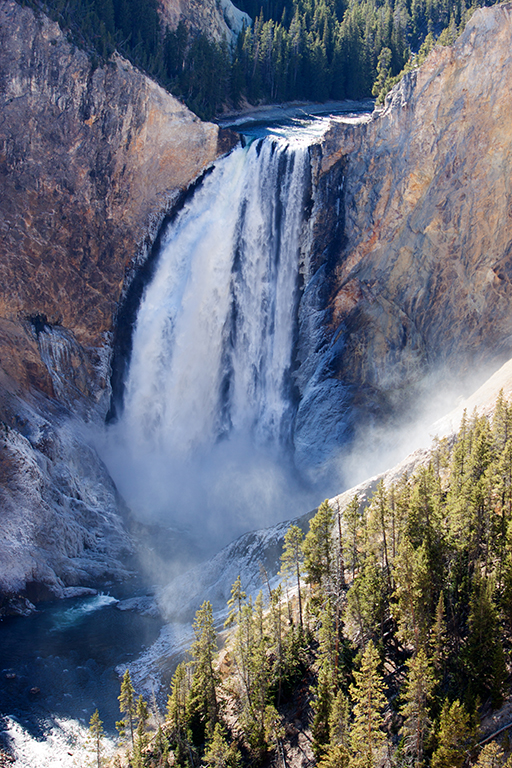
left=100, top=424, right=320, bottom=559
left=333, top=360, right=507, bottom=492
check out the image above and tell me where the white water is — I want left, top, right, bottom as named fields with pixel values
left=50, top=594, right=118, bottom=633
left=103, top=136, right=318, bottom=551
left=5, top=717, right=116, bottom=768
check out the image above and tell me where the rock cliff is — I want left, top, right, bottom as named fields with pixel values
left=295, top=3, right=512, bottom=471
left=0, top=0, right=235, bottom=604
left=158, top=0, right=250, bottom=43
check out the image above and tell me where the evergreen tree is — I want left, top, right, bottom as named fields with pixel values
left=463, top=574, right=506, bottom=708
left=302, top=500, right=335, bottom=597
left=346, top=553, right=387, bottom=645
left=312, top=663, right=335, bottom=758
left=474, top=742, right=507, bottom=768
left=399, top=648, right=435, bottom=766
left=280, top=523, right=305, bottom=628
left=89, top=709, right=104, bottom=768
left=225, top=575, right=247, bottom=628
left=349, top=640, right=388, bottom=768
left=133, top=694, right=150, bottom=767
left=153, top=726, right=171, bottom=768
left=187, top=600, right=219, bottom=746
left=203, top=723, right=241, bottom=768
left=431, top=699, right=472, bottom=768
left=344, top=494, right=362, bottom=579
left=317, top=689, right=350, bottom=768
left=117, top=669, right=136, bottom=749
left=167, top=662, right=193, bottom=766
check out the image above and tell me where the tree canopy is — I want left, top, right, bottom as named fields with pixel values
left=21, top=0, right=499, bottom=118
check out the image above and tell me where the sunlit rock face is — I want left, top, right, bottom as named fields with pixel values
left=0, top=0, right=235, bottom=602
left=295, top=3, right=512, bottom=471
left=158, top=0, right=251, bottom=43
left=0, top=0, right=233, bottom=414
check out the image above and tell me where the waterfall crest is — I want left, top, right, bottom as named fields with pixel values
left=104, top=136, right=316, bottom=551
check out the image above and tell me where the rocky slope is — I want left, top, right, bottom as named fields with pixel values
left=0, top=0, right=236, bottom=604
left=295, top=3, right=512, bottom=471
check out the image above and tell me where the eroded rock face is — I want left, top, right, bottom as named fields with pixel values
left=295, top=3, right=512, bottom=471
left=0, top=401, right=133, bottom=600
left=158, top=0, right=250, bottom=43
left=0, top=0, right=236, bottom=601
left=0, top=0, right=234, bottom=413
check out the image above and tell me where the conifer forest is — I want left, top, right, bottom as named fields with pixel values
left=101, top=395, right=512, bottom=767
left=20, top=0, right=500, bottom=118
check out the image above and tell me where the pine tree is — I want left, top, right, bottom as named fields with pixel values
left=431, top=700, right=472, bottom=768
left=399, top=649, right=435, bottom=767
left=247, top=592, right=271, bottom=756
left=317, top=690, right=350, bottom=768
left=117, top=669, right=136, bottom=749
left=430, top=592, right=447, bottom=677
left=89, top=709, right=104, bottom=768
left=464, top=575, right=506, bottom=708
left=346, top=553, right=387, bottom=645
left=302, top=500, right=335, bottom=596
left=203, top=723, right=241, bottom=768
left=280, top=524, right=304, bottom=628
left=133, top=694, right=150, bottom=767
left=393, top=536, right=431, bottom=651
left=474, top=742, right=506, bottom=768
left=225, top=575, right=247, bottom=628
left=153, top=726, right=171, bottom=768
left=187, top=600, right=219, bottom=746
left=167, top=661, right=190, bottom=743
left=312, top=663, right=335, bottom=759
left=344, top=494, right=362, bottom=579
left=349, top=640, right=388, bottom=768
left=329, top=689, right=350, bottom=750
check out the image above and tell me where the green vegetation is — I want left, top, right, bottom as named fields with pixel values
left=105, top=393, right=512, bottom=767
left=21, top=0, right=498, bottom=119
left=88, top=709, right=105, bottom=768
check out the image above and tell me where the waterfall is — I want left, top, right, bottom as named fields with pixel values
left=104, top=136, right=317, bottom=552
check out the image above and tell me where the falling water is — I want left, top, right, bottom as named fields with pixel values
left=104, top=135, right=317, bottom=552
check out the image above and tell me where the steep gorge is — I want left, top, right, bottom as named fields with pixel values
left=2, top=0, right=512, bottom=607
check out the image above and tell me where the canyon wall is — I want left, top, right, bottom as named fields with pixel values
left=2, top=0, right=512, bottom=602
left=0, top=0, right=235, bottom=605
left=295, top=2, right=512, bottom=470
left=158, top=0, right=250, bottom=43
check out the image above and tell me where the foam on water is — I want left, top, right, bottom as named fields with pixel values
left=50, top=594, right=118, bottom=633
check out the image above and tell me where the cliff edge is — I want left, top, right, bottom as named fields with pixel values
left=0, top=0, right=235, bottom=604
left=295, top=3, right=512, bottom=471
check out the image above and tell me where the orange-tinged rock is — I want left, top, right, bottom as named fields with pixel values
left=305, top=2, right=512, bottom=426
left=0, top=1, right=236, bottom=413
